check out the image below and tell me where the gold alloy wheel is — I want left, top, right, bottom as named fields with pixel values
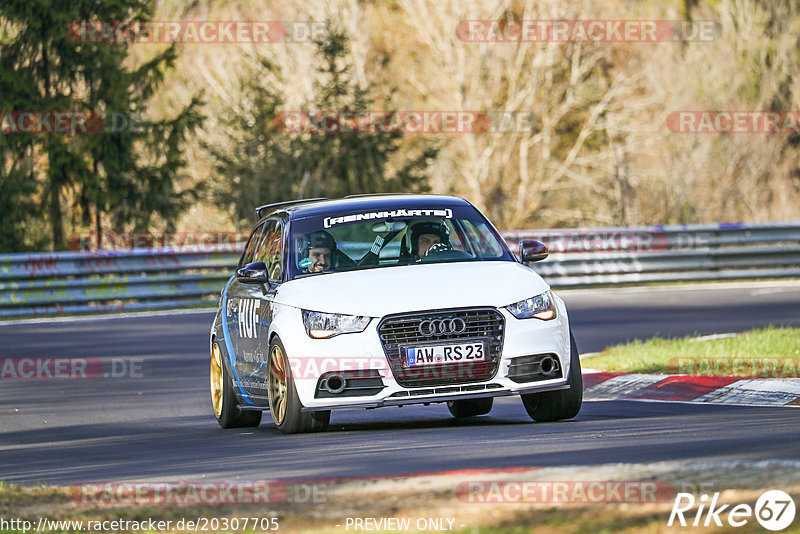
left=210, top=342, right=224, bottom=418
left=268, top=344, right=288, bottom=425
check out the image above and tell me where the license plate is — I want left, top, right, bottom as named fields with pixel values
left=404, top=343, right=485, bottom=367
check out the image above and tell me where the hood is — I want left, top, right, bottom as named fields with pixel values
left=274, top=261, right=549, bottom=317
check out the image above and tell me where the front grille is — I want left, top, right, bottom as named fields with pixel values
left=378, top=307, right=505, bottom=387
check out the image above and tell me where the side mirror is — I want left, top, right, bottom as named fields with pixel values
left=236, top=261, right=270, bottom=294
left=520, top=240, right=549, bottom=263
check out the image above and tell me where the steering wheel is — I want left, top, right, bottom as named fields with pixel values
left=424, top=242, right=454, bottom=256
left=418, top=242, right=473, bottom=263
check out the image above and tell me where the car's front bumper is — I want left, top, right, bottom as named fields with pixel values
left=272, top=294, right=572, bottom=410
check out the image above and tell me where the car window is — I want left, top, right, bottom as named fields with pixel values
left=461, top=220, right=504, bottom=256
left=289, top=205, right=515, bottom=279
left=240, top=222, right=265, bottom=268
left=253, top=219, right=284, bottom=281
left=378, top=233, right=403, bottom=263
left=445, top=220, right=468, bottom=253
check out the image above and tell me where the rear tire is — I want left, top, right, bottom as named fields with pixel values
left=268, top=337, right=330, bottom=434
left=211, top=341, right=262, bottom=429
left=447, top=397, right=493, bottom=418
left=521, top=332, right=583, bottom=422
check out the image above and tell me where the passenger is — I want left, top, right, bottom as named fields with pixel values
left=298, top=231, right=356, bottom=272
left=299, top=231, right=335, bottom=273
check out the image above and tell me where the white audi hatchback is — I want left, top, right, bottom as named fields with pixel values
left=209, top=195, right=582, bottom=433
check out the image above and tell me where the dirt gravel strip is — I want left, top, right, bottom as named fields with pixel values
left=4, top=460, right=800, bottom=533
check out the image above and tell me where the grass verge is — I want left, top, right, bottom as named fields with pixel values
left=581, top=326, right=800, bottom=376
left=2, top=468, right=800, bottom=534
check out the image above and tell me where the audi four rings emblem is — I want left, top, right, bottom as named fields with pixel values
left=419, top=318, right=467, bottom=336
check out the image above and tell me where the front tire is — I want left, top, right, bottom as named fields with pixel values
left=267, top=337, right=330, bottom=434
left=210, top=341, right=262, bottom=429
left=521, top=332, right=583, bottom=422
left=447, top=397, right=493, bottom=418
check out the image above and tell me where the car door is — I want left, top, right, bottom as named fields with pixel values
left=238, top=217, right=285, bottom=401
left=224, top=221, right=265, bottom=406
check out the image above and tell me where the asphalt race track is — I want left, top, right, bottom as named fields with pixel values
left=2, top=281, right=799, bottom=485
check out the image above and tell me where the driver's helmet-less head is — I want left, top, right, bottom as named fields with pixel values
left=409, top=221, right=451, bottom=258
left=298, top=231, right=337, bottom=271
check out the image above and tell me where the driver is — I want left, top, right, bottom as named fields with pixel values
left=299, top=231, right=336, bottom=273
left=409, top=221, right=451, bottom=261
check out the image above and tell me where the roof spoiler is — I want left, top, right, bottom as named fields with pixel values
left=255, top=198, right=329, bottom=220
left=344, top=193, right=403, bottom=198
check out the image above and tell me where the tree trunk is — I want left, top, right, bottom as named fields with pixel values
left=49, top=181, right=64, bottom=250
left=94, top=159, right=102, bottom=250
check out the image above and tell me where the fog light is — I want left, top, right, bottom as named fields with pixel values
left=325, top=374, right=347, bottom=394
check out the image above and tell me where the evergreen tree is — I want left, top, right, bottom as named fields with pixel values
left=210, top=30, right=437, bottom=228
left=0, top=0, right=203, bottom=250
left=0, top=14, right=42, bottom=251
left=0, top=0, right=89, bottom=249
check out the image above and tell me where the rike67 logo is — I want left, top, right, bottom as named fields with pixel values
left=669, top=490, right=796, bottom=531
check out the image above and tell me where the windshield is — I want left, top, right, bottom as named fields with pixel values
left=288, top=205, right=515, bottom=279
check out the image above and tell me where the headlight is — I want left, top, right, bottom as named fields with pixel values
left=302, top=310, right=371, bottom=339
left=505, top=291, right=557, bottom=320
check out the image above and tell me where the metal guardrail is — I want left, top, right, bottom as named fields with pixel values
left=0, top=249, right=239, bottom=317
left=0, top=222, right=798, bottom=317
left=502, top=222, right=800, bottom=287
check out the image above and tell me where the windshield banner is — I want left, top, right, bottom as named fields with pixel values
left=323, top=208, right=453, bottom=228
